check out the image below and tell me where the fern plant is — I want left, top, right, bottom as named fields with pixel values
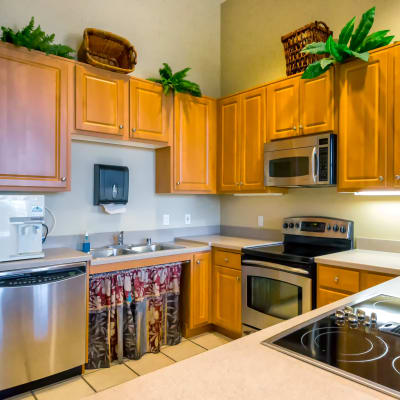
left=148, top=63, right=202, bottom=97
left=1, top=17, right=74, bottom=59
left=301, top=7, right=394, bottom=79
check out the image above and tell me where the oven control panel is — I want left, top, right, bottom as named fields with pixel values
left=282, top=217, right=353, bottom=239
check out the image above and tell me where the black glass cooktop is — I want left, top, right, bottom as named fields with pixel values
left=263, top=295, right=400, bottom=398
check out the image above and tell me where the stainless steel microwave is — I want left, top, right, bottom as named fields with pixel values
left=264, top=133, right=337, bottom=187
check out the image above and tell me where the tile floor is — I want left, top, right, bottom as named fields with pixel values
left=9, top=332, right=232, bottom=400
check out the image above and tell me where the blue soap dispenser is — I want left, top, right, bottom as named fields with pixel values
left=82, top=232, right=91, bottom=253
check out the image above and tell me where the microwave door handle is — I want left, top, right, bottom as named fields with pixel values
left=242, top=259, right=310, bottom=275
left=312, top=147, right=318, bottom=183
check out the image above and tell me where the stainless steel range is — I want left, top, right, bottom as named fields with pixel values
left=264, top=294, right=400, bottom=399
left=241, top=217, right=353, bottom=334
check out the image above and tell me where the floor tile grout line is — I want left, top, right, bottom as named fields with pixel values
left=31, top=390, right=38, bottom=400
left=186, top=339, right=210, bottom=351
left=160, top=349, right=180, bottom=363
left=81, top=374, right=98, bottom=393
left=122, top=361, right=141, bottom=376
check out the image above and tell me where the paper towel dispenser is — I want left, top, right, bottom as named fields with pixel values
left=94, top=164, right=129, bottom=205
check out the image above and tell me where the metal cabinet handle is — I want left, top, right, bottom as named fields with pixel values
left=299, top=124, right=303, bottom=129
left=240, top=182, right=243, bottom=186
left=177, top=181, right=181, bottom=185
left=334, top=276, right=339, bottom=283
left=119, top=124, right=124, bottom=129
left=61, top=176, right=66, bottom=182
left=132, top=128, right=136, bottom=133
left=196, top=260, right=201, bottom=264
left=236, top=276, right=240, bottom=282
left=293, top=126, right=297, bottom=130
left=379, top=176, right=384, bottom=182
left=395, top=175, right=400, bottom=181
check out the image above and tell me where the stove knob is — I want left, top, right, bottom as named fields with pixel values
left=344, top=306, right=353, bottom=317
left=340, top=226, right=347, bottom=233
left=326, top=224, right=331, bottom=231
left=371, top=312, right=378, bottom=326
left=295, top=223, right=300, bottom=229
left=335, top=309, right=345, bottom=319
left=363, top=315, right=371, bottom=327
left=348, top=312, right=358, bottom=324
left=283, top=223, right=288, bottom=229
left=289, top=223, right=294, bottom=229
left=356, top=309, right=366, bottom=321
left=333, top=224, right=339, bottom=232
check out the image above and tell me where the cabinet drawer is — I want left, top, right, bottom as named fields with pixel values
left=318, top=288, right=349, bottom=308
left=318, top=265, right=359, bottom=293
left=214, top=250, right=241, bottom=270
left=360, top=272, right=395, bottom=290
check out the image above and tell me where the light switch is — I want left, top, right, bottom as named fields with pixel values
left=258, top=216, right=264, bottom=227
left=163, top=214, right=170, bottom=226
left=185, top=214, right=191, bottom=224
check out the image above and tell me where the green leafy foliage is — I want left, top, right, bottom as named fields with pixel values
left=301, top=7, right=394, bottom=79
left=148, top=63, right=202, bottom=97
left=1, top=17, right=74, bottom=59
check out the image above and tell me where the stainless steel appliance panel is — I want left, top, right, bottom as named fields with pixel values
left=0, top=264, right=86, bottom=390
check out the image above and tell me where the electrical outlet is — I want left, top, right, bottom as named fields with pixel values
left=258, top=216, right=264, bottom=227
left=163, top=214, right=170, bottom=226
left=185, top=214, right=191, bottom=225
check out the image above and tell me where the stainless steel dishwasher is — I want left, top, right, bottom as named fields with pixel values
left=0, top=262, right=87, bottom=391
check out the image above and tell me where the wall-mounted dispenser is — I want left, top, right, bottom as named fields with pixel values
left=94, top=164, right=129, bottom=214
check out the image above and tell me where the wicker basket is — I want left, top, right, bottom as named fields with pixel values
left=281, top=21, right=332, bottom=76
left=78, top=28, right=137, bottom=74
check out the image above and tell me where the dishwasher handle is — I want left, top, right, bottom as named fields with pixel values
left=242, top=259, right=310, bottom=276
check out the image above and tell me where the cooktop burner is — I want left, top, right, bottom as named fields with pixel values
left=263, top=295, right=400, bottom=398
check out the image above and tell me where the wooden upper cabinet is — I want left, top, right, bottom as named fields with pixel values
left=393, top=46, right=400, bottom=188
left=174, top=93, right=216, bottom=192
left=218, top=95, right=241, bottom=192
left=212, top=264, right=242, bottom=335
left=191, top=252, right=211, bottom=329
left=266, top=76, right=299, bottom=141
left=0, top=43, right=69, bottom=191
left=299, top=69, right=334, bottom=135
left=338, top=50, right=389, bottom=191
left=130, top=79, right=171, bottom=143
left=75, top=64, right=129, bottom=136
left=240, top=87, right=265, bottom=191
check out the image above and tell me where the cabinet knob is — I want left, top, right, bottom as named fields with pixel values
left=224, top=257, right=229, bottom=262
left=299, top=124, right=303, bottom=129
left=395, top=175, right=400, bottom=181
left=132, top=128, right=136, bottom=133
left=196, top=259, right=201, bottom=264
left=379, top=176, right=384, bottom=182
left=177, top=181, right=180, bottom=185
left=334, top=276, right=339, bottom=283
left=240, top=182, right=243, bottom=186
left=293, top=126, right=297, bottom=130
left=119, top=124, right=124, bottom=129
left=236, top=276, right=240, bottom=282
left=61, top=176, right=66, bottom=182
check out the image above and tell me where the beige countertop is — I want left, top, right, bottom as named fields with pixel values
left=315, top=249, right=400, bottom=275
left=87, top=277, right=400, bottom=400
left=90, top=240, right=210, bottom=266
left=176, top=234, right=281, bottom=250
left=0, top=247, right=90, bottom=273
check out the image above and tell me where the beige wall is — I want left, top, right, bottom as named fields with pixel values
left=221, top=0, right=400, bottom=95
left=0, top=0, right=222, bottom=236
left=220, top=0, right=400, bottom=240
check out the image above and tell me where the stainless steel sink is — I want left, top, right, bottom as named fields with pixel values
left=90, top=243, right=185, bottom=259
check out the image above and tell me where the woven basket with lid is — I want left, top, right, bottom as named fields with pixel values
left=281, top=21, right=332, bottom=76
left=78, top=28, right=137, bottom=74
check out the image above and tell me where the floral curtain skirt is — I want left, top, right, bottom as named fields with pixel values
left=87, top=262, right=182, bottom=369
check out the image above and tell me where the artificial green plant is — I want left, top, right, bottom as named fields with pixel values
left=148, top=63, right=202, bottom=97
left=301, top=7, right=394, bottom=79
left=1, top=17, right=75, bottom=59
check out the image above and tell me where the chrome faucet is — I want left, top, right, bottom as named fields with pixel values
left=118, top=231, right=124, bottom=246
left=146, top=238, right=152, bottom=245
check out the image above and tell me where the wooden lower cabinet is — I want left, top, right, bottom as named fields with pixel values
left=212, top=264, right=242, bottom=337
left=317, top=264, right=396, bottom=308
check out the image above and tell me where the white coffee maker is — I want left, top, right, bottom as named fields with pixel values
left=0, top=195, right=45, bottom=262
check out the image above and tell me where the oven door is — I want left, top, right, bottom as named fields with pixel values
left=264, top=146, right=317, bottom=187
left=242, top=260, right=312, bottom=330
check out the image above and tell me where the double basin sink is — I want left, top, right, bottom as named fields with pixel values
left=90, top=243, right=185, bottom=259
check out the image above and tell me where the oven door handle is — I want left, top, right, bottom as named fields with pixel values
left=242, top=260, right=310, bottom=276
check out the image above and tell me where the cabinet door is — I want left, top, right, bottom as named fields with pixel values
left=299, top=69, right=334, bottom=135
left=75, top=65, right=128, bottom=136
left=338, top=50, right=389, bottom=191
left=218, top=96, right=241, bottom=192
left=212, top=265, right=241, bottom=335
left=394, top=46, right=400, bottom=188
left=174, top=93, right=216, bottom=192
left=317, top=288, right=349, bottom=308
left=266, top=76, right=299, bottom=141
left=240, top=87, right=266, bottom=191
left=0, top=44, right=69, bottom=190
left=130, top=79, right=171, bottom=143
left=191, top=253, right=211, bottom=329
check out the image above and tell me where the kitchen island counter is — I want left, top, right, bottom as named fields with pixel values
left=87, top=277, right=400, bottom=400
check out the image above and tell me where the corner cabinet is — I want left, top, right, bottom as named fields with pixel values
left=0, top=43, right=70, bottom=191
left=75, top=64, right=129, bottom=136
left=266, top=70, right=334, bottom=141
left=156, top=93, right=217, bottom=194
